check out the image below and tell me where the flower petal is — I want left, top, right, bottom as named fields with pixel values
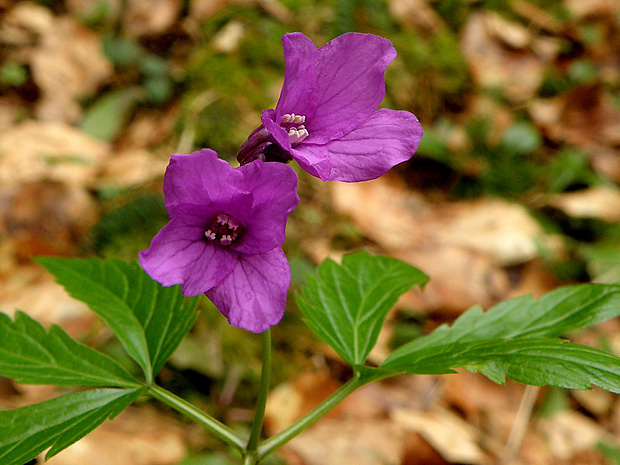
left=262, top=109, right=292, bottom=152
left=232, top=160, right=299, bottom=254
left=206, top=248, right=290, bottom=333
left=139, top=213, right=238, bottom=295
left=289, top=143, right=332, bottom=181
left=307, top=33, right=396, bottom=143
left=275, top=33, right=320, bottom=119
left=164, top=149, right=245, bottom=214
left=314, top=108, right=423, bottom=182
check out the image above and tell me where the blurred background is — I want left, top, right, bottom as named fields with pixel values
left=0, top=0, right=619, bottom=464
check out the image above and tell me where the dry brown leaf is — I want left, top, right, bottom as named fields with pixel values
left=394, top=245, right=510, bottom=314
left=210, top=20, right=245, bottom=53
left=512, top=0, right=564, bottom=34
left=564, top=0, right=620, bottom=19
left=123, top=0, right=182, bottom=37
left=461, top=12, right=544, bottom=101
left=0, top=97, right=21, bottom=131
left=283, top=418, right=406, bottom=465
left=45, top=407, right=188, bottom=465
left=388, top=0, right=445, bottom=35
left=265, top=370, right=343, bottom=434
left=1, top=2, right=54, bottom=44
left=485, top=12, right=532, bottom=49
left=507, top=259, right=559, bottom=299
left=0, top=182, right=97, bottom=259
left=332, top=178, right=552, bottom=266
left=0, top=265, right=91, bottom=328
left=536, top=411, right=610, bottom=461
left=98, top=149, right=168, bottom=187
left=391, top=406, right=489, bottom=464
left=543, top=186, right=620, bottom=222
left=571, top=388, right=615, bottom=417
left=0, top=121, right=109, bottom=186
left=31, top=16, right=113, bottom=123
left=533, top=87, right=620, bottom=152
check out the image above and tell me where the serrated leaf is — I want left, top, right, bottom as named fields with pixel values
left=296, top=251, right=428, bottom=366
left=0, top=311, right=139, bottom=387
left=36, top=257, right=200, bottom=381
left=381, top=337, right=620, bottom=393
left=0, top=388, right=144, bottom=465
left=383, top=284, right=620, bottom=360
left=380, top=284, right=620, bottom=393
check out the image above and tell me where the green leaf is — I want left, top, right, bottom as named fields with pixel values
left=296, top=251, right=428, bottom=366
left=0, top=388, right=143, bottom=465
left=380, top=284, right=620, bottom=392
left=384, top=284, right=620, bottom=359
left=36, top=257, right=200, bottom=381
left=382, top=337, right=620, bottom=393
left=79, top=87, right=145, bottom=141
left=0, top=311, right=139, bottom=388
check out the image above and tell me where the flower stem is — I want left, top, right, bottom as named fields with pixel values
left=148, top=384, right=245, bottom=452
left=246, top=329, right=272, bottom=454
left=257, top=372, right=365, bottom=460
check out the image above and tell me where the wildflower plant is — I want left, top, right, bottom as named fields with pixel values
left=1, top=32, right=619, bottom=465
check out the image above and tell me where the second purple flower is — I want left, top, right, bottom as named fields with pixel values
left=139, top=149, right=299, bottom=333
left=237, top=32, right=424, bottom=182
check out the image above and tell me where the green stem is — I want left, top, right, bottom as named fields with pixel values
left=257, top=372, right=365, bottom=460
left=148, top=384, right=245, bottom=452
left=246, top=329, right=272, bottom=454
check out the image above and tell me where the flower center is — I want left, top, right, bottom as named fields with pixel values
left=281, top=113, right=309, bottom=145
left=236, top=113, right=309, bottom=165
left=204, top=212, right=243, bottom=246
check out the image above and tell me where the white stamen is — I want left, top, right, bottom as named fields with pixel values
left=288, top=127, right=309, bottom=144
left=282, top=113, right=306, bottom=125
left=205, top=230, right=216, bottom=241
left=220, top=235, right=234, bottom=245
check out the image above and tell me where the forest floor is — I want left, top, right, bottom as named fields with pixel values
left=0, top=0, right=619, bottom=464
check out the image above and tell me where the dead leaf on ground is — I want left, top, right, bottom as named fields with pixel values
left=536, top=410, right=610, bottom=461
left=45, top=406, right=188, bottom=465
left=0, top=120, right=109, bottom=186
left=388, top=0, right=445, bottom=35
left=282, top=418, right=406, bottom=465
left=0, top=182, right=97, bottom=259
left=542, top=186, right=620, bottom=222
left=98, top=149, right=168, bottom=187
left=332, top=177, right=555, bottom=267
left=564, top=0, right=620, bottom=19
left=31, top=16, right=113, bottom=123
left=0, top=97, right=22, bottom=131
left=461, top=12, right=545, bottom=101
left=394, top=245, right=510, bottom=315
left=122, top=0, right=182, bottom=38
left=0, top=2, right=54, bottom=47
left=0, top=265, right=91, bottom=328
left=391, top=406, right=489, bottom=464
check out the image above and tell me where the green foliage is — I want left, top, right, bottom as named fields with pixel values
left=0, top=61, right=28, bottom=87
left=80, top=87, right=146, bottom=141
left=89, top=193, right=167, bottom=257
left=36, top=257, right=200, bottom=381
left=296, top=251, right=428, bottom=367
left=378, top=284, right=620, bottom=391
left=0, top=388, right=144, bottom=465
left=0, top=311, right=139, bottom=388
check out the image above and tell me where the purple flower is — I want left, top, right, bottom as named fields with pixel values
left=237, top=32, right=423, bottom=182
left=139, top=149, right=299, bottom=333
